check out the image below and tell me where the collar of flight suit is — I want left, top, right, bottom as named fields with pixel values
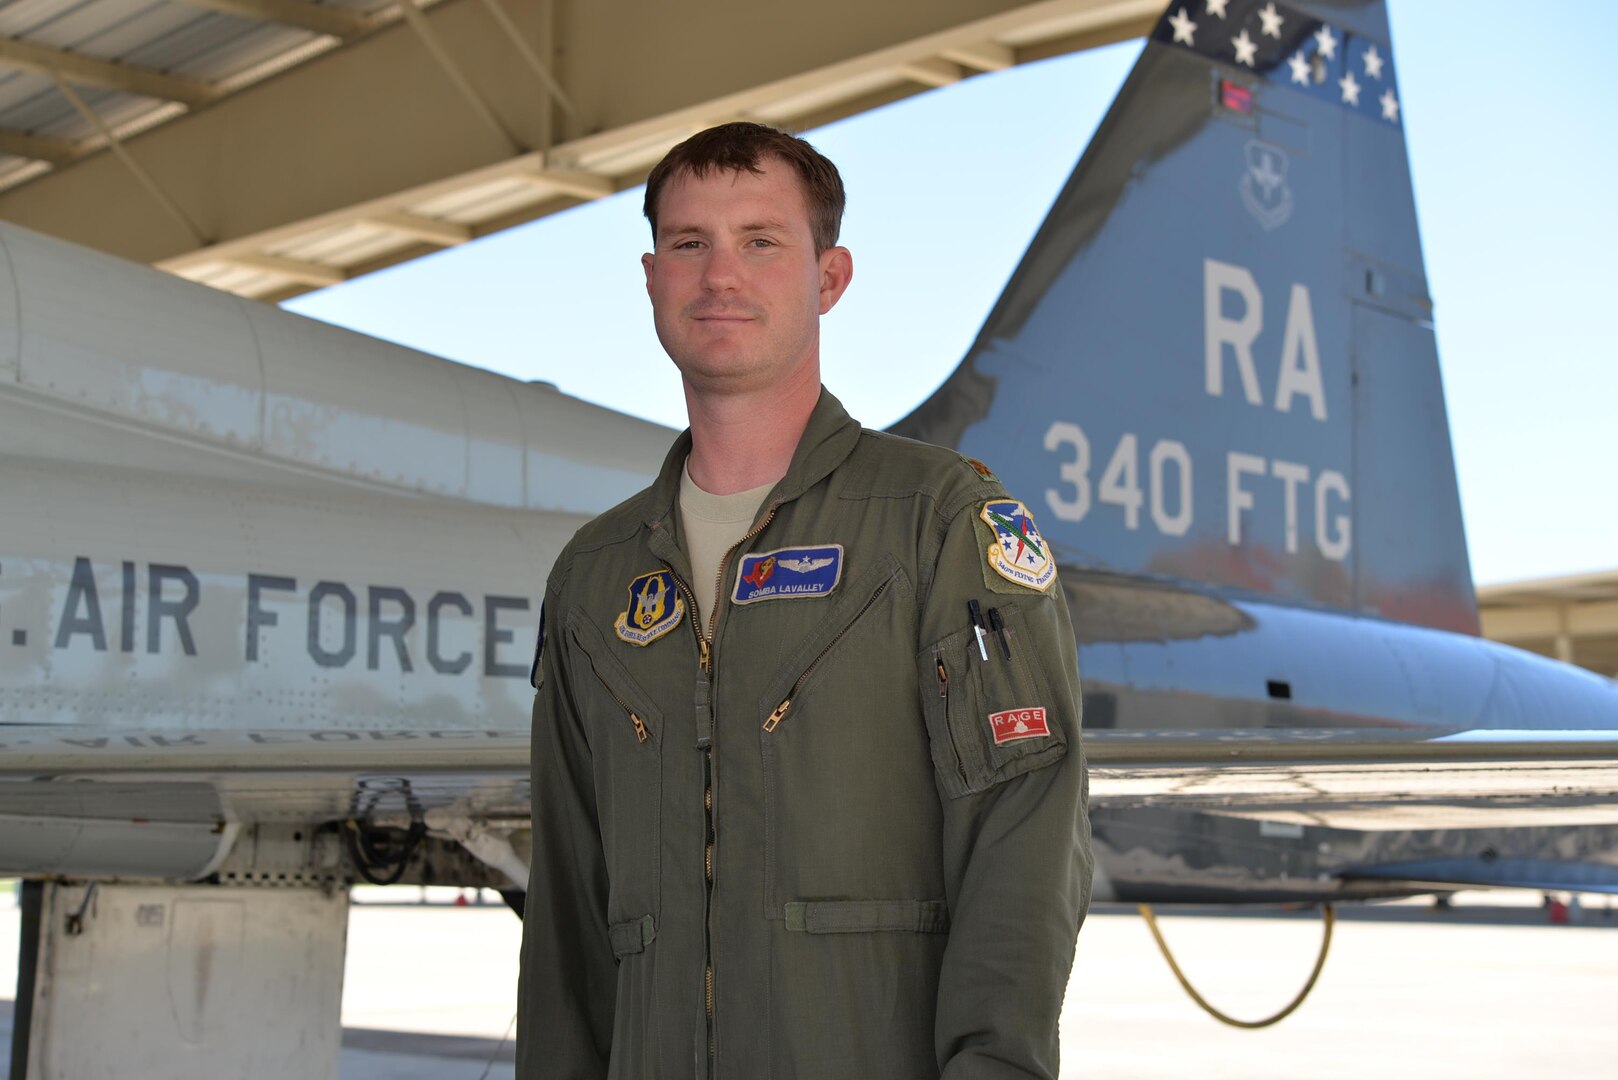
left=639, top=386, right=863, bottom=550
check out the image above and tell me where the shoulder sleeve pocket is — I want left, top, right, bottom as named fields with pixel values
left=917, top=599, right=1068, bottom=799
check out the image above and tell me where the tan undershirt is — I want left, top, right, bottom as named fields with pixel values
left=679, top=460, right=776, bottom=630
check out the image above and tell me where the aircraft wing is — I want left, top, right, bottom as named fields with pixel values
left=5, top=725, right=1616, bottom=883
left=1085, top=729, right=1618, bottom=830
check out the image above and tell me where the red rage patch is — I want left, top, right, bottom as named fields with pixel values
left=988, top=707, right=1050, bottom=746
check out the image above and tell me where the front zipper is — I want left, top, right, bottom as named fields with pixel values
left=762, top=577, right=894, bottom=733
left=662, top=498, right=781, bottom=1072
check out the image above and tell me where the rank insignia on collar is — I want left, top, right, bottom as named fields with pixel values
left=614, top=570, right=685, bottom=646
left=980, top=500, right=1056, bottom=592
left=732, top=544, right=844, bottom=605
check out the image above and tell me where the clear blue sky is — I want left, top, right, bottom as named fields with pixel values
left=286, top=2, right=1616, bottom=588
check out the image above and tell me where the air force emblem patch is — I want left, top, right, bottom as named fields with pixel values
left=614, top=570, right=685, bottom=646
left=980, top=500, right=1056, bottom=592
left=732, top=544, right=843, bottom=605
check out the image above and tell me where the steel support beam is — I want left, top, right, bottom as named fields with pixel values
left=362, top=211, right=472, bottom=246
left=0, top=128, right=79, bottom=165
left=514, top=166, right=614, bottom=200
left=224, top=253, right=344, bottom=286
left=899, top=57, right=965, bottom=87
left=0, top=36, right=217, bottom=106
left=942, top=40, right=1015, bottom=70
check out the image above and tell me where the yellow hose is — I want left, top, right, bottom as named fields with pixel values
left=1137, top=902, right=1335, bottom=1029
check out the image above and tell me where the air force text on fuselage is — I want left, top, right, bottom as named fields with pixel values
left=1042, top=257, right=1351, bottom=561
left=2, top=556, right=533, bottom=678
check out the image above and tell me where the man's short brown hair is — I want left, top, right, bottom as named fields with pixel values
left=643, top=122, right=846, bottom=253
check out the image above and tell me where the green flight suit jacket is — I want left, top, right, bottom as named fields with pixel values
left=520, top=389, right=1092, bottom=1079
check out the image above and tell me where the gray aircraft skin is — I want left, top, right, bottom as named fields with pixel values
left=893, top=0, right=1618, bottom=901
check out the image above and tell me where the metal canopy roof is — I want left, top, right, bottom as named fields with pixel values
left=1479, top=571, right=1618, bottom=679
left=0, top=0, right=1159, bottom=301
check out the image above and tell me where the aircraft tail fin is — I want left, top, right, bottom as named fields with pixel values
left=892, top=0, right=1477, bottom=634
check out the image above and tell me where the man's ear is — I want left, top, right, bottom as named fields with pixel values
left=641, top=251, right=655, bottom=296
left=818, top=246, right=853, bottom=315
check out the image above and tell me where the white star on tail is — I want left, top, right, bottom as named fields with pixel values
left=1314, top=24, right=1338, bottom=60
left=1258, top=2, right=1283, bottom=38
left=1233, top=28, right=1257, bottom=66
left=1380, top=88, right=1400, bottom=122
left=1169, top=7, right=1196, bottom=45
left=1287, top=50, right=1311, bottom=84
left=1339, top=70, right=1361, bottom=105
left=1362, top=44, right=1385, bottom=78
left=1206, top=0, right=1228, bottom=17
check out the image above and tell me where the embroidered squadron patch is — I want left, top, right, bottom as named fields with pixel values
left=989, top=707, right=1050, bottom=746
left=732, top=544, right=844, bottom=605
left=613, top=570, right=685, bottom=646
left=980, top=500, right=1056, bottom=592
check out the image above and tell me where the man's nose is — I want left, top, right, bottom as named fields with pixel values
left=700, top=245, right=741, bottom=291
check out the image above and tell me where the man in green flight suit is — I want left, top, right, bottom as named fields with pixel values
left=519, top=122, right=1092, bottom=1079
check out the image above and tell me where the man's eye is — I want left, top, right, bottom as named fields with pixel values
left=673, top=239, right=704, bottom=250
left=749, top=238, right=775, bottom=248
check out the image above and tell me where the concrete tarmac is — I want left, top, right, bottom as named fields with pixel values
left=3, top=892, right=1615, bottom=1077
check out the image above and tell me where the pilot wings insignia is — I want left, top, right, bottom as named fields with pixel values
left=778, top=556, right=834, bottom=574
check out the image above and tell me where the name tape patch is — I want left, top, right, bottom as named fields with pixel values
left=989, top=706, right=1050, bottom=746
left=732, top=544, right=844, bottom=605
left=614, top=570, right=685, bottom=646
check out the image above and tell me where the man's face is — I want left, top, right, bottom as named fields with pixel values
left=642, top=158, right=851, bottom=395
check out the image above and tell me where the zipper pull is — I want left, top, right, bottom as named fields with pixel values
left=630, top=712, right=648, bottom=744
left=763, top=698, right=792, bottom=732
left=936, top=657, right=949, bottom=697
left=698, top=636, right=711, bottom=673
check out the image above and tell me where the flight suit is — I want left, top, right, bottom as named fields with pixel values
left=519, top=389, right=1092, bottom=1079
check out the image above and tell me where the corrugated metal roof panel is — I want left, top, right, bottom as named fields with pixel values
left=162, top=24, right=315, bottom=81
left=185, top=261, right=282, bottom=293
left=19, top=0, right=174, bottom=56
left=78, top=3, right=207, bottom=63
left=0, top=159, right=50, bottom=187
left=412, top=178, right=528, bottom=220
left=30, top=86, right=153, bottom=138
left=0, top=71, right=60, bottom=118
left=268, top=222, right=369, bottom=259
left=109, top=9, right=259, bottom=70
left=438, top=184, right=550, bottom=226
left=0, top=0, right=105, bottom=41
left=279, top=224, right=406, bottom=266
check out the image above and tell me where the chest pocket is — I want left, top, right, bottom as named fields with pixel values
left=756, top=555, right=946, bottom=918
left=919, top=596, right=1069, bottom=800
left=566, top=609, right=663, bottom=924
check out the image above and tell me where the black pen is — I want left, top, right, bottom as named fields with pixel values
left=987, top=607, right=1012, bottom=660
left=967, top=599, right=988, bottom=661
